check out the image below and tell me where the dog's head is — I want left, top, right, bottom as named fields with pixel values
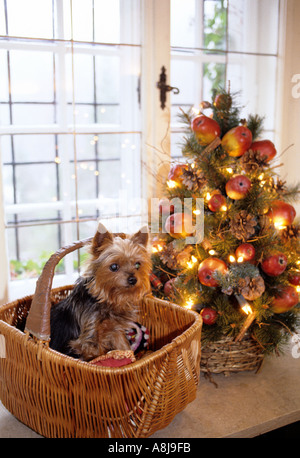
left=84, top=223, right=152, bottom=305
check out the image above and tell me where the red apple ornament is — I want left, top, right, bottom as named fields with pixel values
left=191, top=115, right=221, bottom=146
left=198, top=257, right=228, bottom=287
left=164, top=278, right=176, bottom=296
left=289, top=273, right=300, bottom=286
left=200, top=307, right=218, bottom=325
left=235, top=243, right=255, bottom=262
left=267, top=200, right=296, bottom=227
left=250, top=140, right=276, bottom=162
left=207, top=192, right=227, bottom=212
left=159, top=198, right=175, bottom=215
left=225, top=175, right=251, bottom=200
left=165, top=212, right=194, bottom=239
left=261, top=253, right=287, bottom=276
left=271, top=285, right=299, bottom=313
left=221, top=125, right=252, bottom=157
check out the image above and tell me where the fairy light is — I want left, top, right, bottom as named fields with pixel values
left=241, top=304, right=253, bottom=315
left=296, top=286, right=300, bottom=293
left=220, top=205, right=228, bottom=212
left=193, top=209, right=201, bottom=215
left=258, top=173, right=265, bottom=181
left=185, top=298, right=194, bottom=309
left=226, top=168, right=233, bottom=174
left=237, top=256, right=244, bottom=263
left=209, top=249, right=216, bottom=255
left=186, top=255, right=198, bottom=269
left=206, top=192, right=211, bottom=201
left=274, top=220, right=287, bottom=230
left=229, top=255, right=236, bottom=263
left=152, top=244, right=163, bottom=254
left=167, top=180, right=177, bottom=189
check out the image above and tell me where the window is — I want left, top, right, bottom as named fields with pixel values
left=170, top=0, right=280, bottom=157
left=0, top=0, right=283, bottom=301
left=0, top=0, right=142, bottom=296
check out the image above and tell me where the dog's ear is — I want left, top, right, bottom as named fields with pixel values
left=91, top=222, right=113, bottom=254
left=131, top=226, right=149, bottom=247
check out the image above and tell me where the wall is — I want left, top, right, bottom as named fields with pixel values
left=277, top=0, right=300, bottom=214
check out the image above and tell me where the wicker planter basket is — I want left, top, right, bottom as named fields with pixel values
left=200, top=336, right=264, bottom=376
left=0, top=239, right=202, bottom=438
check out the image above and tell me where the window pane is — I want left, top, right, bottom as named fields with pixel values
left=0, top=0, right=5, bottom=35
left=5, top=0, right=54, bottom=39
left=204, top=0, right=227, bottom=51
left=8, top=224, right=62, bottom=281
left=2, top=165, right=14, bottom=205
left=15, top=164, right=57, bottom=204
left=0, top=135, right=12, bottom=164
left=203, top=62, right=226, bottom=99
left=12, top=104, right=55, bottom=125
left=171, top=0, right=198, bottom=48
left=94, top=0, right=120, bottom=43
left=95, top=55, right=120, bottom=104
left=13, top=135, right=56, bottom=163
left=228, top=0, right=279, bottom=54
left=67, top=53, right=94, bottom=104
left=10, top=50, right=54, bottom=103
left=227, top=55, right=277, bottom=130
left=0, top=51, right=9, bottom=102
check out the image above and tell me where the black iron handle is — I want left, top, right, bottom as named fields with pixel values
left=156, top=66, right=180, bottom=110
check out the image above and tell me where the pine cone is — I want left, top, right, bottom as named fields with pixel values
left=238, top=275, right=265, bottom=301
left=281, top=224, right=300, bottom=242
left=269, top=177, right=287, bottom=194
left=230, top=211, right=257, bottom=241
left=240, top=149, right=268, bottom=173
left=181, top=164, right=206, bottom=192
left=159, top=242, right=178, bottom=270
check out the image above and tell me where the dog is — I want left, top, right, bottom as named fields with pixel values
left=50, top=223, right=151, bottom=361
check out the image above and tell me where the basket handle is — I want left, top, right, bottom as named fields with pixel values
left=25, top=237, right=93, bottom=342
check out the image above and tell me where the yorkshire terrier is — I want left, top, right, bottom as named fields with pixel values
left=50, top=223, right=151, bottom=361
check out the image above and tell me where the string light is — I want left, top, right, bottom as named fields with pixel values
left=185, top=298, right=194, bottom=309
left=208, top=249, right=216, bottom=255
left=220, top=205, right=228, bottom=212
left=167, top=180, right=177, bottom=189
left=274, top=220, right=287, bottom=230
left=241, top=304, right=253, bottom=315
left=152, top=244, right=163, bottom=254
left=229, top=255, right=236, bottom=263
left=186, top=255, right=198, bottom=268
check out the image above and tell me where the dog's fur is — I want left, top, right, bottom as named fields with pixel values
left=50, top=223, right=151, bottom=361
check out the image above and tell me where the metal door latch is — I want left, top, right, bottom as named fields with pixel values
left=156, top=66, right=180, bottom=110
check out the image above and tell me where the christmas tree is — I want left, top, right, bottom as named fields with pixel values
left=151, top=87, right=300, bottom=355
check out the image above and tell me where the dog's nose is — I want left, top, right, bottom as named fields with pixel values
left=128, top=275, right=137, bottom=286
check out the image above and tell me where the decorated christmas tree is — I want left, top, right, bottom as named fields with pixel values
left=151, top=87, right=300, bottom=356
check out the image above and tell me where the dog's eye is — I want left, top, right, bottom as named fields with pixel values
left=110, top=263, right=119, bottom=272
left=135, top=262, right=141, bottom=270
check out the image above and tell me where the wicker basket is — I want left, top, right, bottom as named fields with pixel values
left=200, top=336, right=264, bottom=376
left=0, top=239, right=202, bottom=438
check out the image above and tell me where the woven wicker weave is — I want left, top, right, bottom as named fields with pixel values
left=0, top=239, right=202, bottom=438
left=200, top=336, right=264, bottom=376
